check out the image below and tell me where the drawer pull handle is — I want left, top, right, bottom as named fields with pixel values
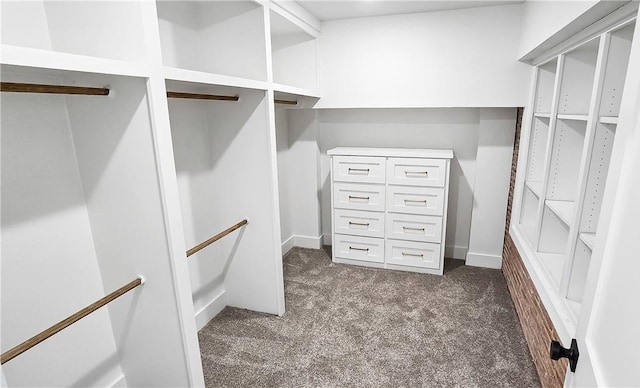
left=348, top=195, right=370, bottom=201
left=405, top=170, right=429, bottom=176
left=349, top=221, right=370, bottom=227
left=403, top=226, right=425, bottom=232
left=348, top=168, right=370, bottom=174
left=349, top=246, right=369, bottom=252
left=404, top=199, right=427, bottom=205
left=402, top=252, right=424, bottom=258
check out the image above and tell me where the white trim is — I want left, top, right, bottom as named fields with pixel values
left=194, top=290, right=227, bottom=331
left=281, top=235, right=295, bottom=254
left=445, top=245, right=467, bottom=261
left=109, top=375, right=127, bottom=388
left=465, top=252, right=502, bottom=269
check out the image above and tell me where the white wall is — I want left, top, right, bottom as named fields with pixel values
left=518, top=0, right=599, bottom=58
left=316, top=4, right=530, bottom=109
left=466, top=108, right=517, bottom=268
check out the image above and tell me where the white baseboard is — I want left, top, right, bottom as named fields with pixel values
left=194, top=289, right=227, bottom=331
left=466, top=252, right=503, bottom=269
left=323, top=233, right=332, bottom=245
left=282, top=235, right=296, bottom=254
left=282, top=234, right=323, bottom=253
left=445, top=245, right=467, bottom=261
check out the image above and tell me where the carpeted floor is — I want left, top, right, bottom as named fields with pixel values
left=198, top=247, right=540, bottom=387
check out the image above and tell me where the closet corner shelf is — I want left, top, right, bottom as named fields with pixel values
left=533, top=112, right=551, bottom=119
left=272, top=82, right=320, bottom=99
left=580, top=232, right=596, bottom=250
left=163, top=66, right=269, bottom=92
left=525, top=180, right=542, bottom=197
left=545, top=200, right=574, bottom=226
left=0, top=44, right=149, bottom=78
left=600, top=116, right=619, bottom=125
left=536, top=252, right=566, bottom=288
left=557, top=113, right=589, bottom=121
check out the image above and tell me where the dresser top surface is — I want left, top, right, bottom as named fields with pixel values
left=327, top=147, right=454, bottom=159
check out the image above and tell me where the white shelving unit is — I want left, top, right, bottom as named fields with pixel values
left=1, top=1, right=320, bottom=386
left=513, top=14, right=637, bottom=343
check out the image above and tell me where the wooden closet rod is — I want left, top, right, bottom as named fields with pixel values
left=0, top=276, right=144, bottom=365
left=274, top=99, right=298, bottom=105
left=187, top=219, right=248, bottom=257
left=0, top=82, right=110, bottom=96
left=167, top=91, right=239, bottom=101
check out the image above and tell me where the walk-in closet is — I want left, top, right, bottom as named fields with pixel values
left=2, top=1, right=639, bottom=387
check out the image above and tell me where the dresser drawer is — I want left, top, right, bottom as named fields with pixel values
left=386, top=185, right=445, bottom=216
left=333, top=182, right=385, bottom=212
left=332, top=156, right=385, bottom=184
left=385, top=213, right=442, bottom=243
left=385, top=239, right=441, bottom=269
left=387, top=158, right=446, bottom=187
left=334, top=234, right=384, bottom=263
left=334, top=209, right=385, bottom=238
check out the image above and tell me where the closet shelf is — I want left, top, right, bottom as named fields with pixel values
left=600, top=116, right=619, bottom=125
left=273, top=82, right=320, bottom=99
left=566, top=299, right=581, bottom=318
left=533, top=112, right=551, bottom=119
left=526, top=181, right=542, bottom=197
left=557, top=114, right=589, bottom=121
left=579, top=232, right=596, bottom=250
left=163, top=66, right=269, bottom=92
left=0, top=44, right=149, bottom=77
left=546, top=200, right=574, bottom=226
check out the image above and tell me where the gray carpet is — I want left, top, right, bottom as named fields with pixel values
left=198, top=247, right=540, bottom=387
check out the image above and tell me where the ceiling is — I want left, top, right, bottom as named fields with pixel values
left=296, top=0, right=525, bottom=22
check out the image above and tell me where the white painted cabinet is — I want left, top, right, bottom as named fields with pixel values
left=329, top=147, right=453, bottom=275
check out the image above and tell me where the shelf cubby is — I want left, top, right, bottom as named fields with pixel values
left=599, top=21, right=636, bottom=117
left=270, top=10, right=318, bottom=92
left=520, top=186, right=540, bottom=243
left=166, top=80, right=283, bottom=328
left=566, top=238, right=592, bottom=305
left=525, top=116, right=550, bottom=182
left=546, top=200, right=575, bottom=226
left=534, top=58, right=557, bottom=114
left=538, top=206, right=570, bottom=287
left=578, top=122, right=616, bottom=234
left=156, top=1, right=267, bottom=82
left=557, top=38, right=600, bottom=115
left=1, top=1, right=147, bottom=62
left=1, top=66, right=192, bottom=386
left=546, top=118, right=587, bottom=201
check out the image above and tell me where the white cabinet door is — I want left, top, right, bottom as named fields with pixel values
left=566, top=41, right=640, bottom=387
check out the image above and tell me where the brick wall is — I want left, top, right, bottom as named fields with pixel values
left=502, top=108, right=567, bottom=388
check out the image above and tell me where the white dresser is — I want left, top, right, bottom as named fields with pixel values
left=328, top=147, right=454, bottom=275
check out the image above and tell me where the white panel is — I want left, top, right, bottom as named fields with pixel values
left=157, top=1, right=267, bottom=81
left=332, top=155, right=385, bottom=184
left=385, top=213, right=442, bottom=244
left=333, top=182, right=385, bottom=212
left=385, top=240, right=440, bottom=269
left=558, top=38, right=600, bottom=114
left=534, top=59, right=558, bottom=113
left=386, top=158, right=446, bottom=187
left=316, top=4, right=529, bottom=108
left=386, top=185, right=445, bottom=216
left=526, top=116, right=550, bottom=182
left=334, top=209, right=385, bottom=239
left=599, top=22, right=635, bottom=116
left=546, top=118, right=587, bottom=201
left=334, top=234, right=384, bottom=263
left=538, top=206, right=569, bottom=255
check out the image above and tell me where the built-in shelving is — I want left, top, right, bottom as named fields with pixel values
left=513, top=15, right=636, bottom=344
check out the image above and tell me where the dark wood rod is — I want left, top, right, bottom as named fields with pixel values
left=167, top=91, right=239, bottom=101
left=1, top=277, right=143, bottom=365
left=274, top=98, right=298, bottom=105
left=187, top=219, right=248, bottom=257
left=1, top=82, right=110, bottom=96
